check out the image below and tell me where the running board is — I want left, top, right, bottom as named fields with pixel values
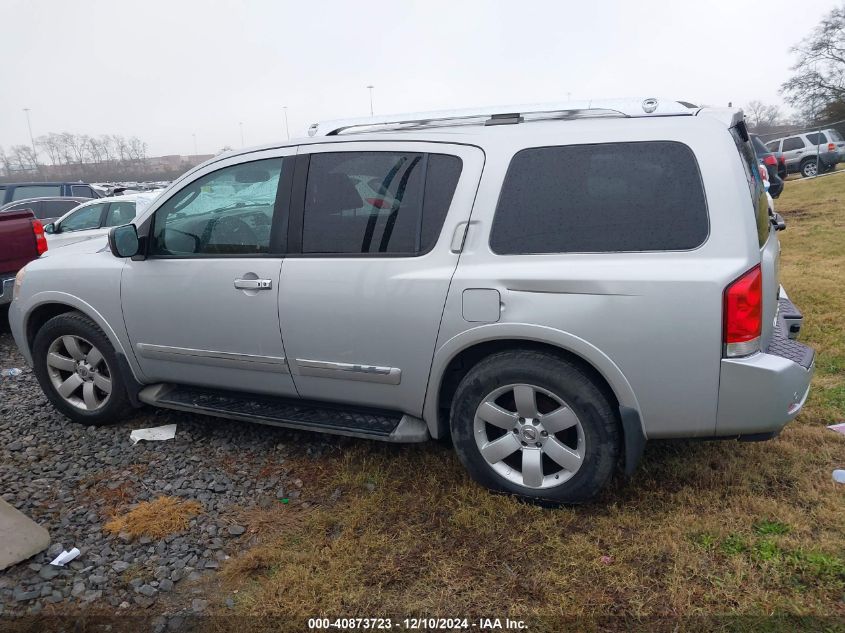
left=138, top=384, right=430, bottom=443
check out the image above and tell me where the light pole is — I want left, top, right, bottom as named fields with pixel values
left=192, top=133, right=198, bottom=156
left=366, top=85, right=375, bottom=116
left=239, top=122, right=244, bottom=147
left=283, top=106, right=290, bottom=140
left=22, top=108, right=36, bottom=157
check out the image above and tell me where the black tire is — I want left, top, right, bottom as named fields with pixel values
left=450, top=349, right=621, bottom=505
left=800, top=159, right=818, bottom=178
left=32, top=311, right=132, bottom=425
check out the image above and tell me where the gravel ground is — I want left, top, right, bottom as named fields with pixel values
left=0, top=315, right=339, bottom=621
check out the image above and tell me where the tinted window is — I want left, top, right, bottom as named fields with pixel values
left=805, top=132, right=828, bottom=145
left=2, top=201, right=38, bottom=214
left=782, top=137, right=805, bottom=151
left=765, top=141, right=780, bottom=152
left=490, top=142, right=708, bottom=254
left=104, top=201, right=136, bottom=227
left=60, top=203, right=106, bottom=232
left=40, top=199, right=80, bottom=219
left=71, top=185, right=95, bottom=198
left=151, top=158, right=283, bottom=256
left=302, top=152, right=462, bottom=255
left=11, top=185, right=62, bottom=200
left=730, top=128, right=769, bottom=248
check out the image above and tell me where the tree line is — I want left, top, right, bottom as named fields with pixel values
left=0, top=132, right=157, bottom=182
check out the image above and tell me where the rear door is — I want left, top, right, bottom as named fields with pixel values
left=781, top=136, right=806, bottom=170
left=278, top=142, right=483, bottom=415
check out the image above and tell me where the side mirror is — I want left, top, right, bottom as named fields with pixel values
left=43, top=223, right=55, bottom=234
left=108, top=224, right=140, bottom=258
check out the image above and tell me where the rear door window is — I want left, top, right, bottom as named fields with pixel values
left=104, top=201, right=136, bottom=227
left=765, top=141, right=780, bottom=152
left=301, top=152, right=462, bottom=255
left=490, top=141, right=708, bottom=254
left=10, top=185, right=62, bottom=200
left=71, top=185, right=95, bottom=198
left=782, top=137, right=805, bottom=151
left=39, top=200, right=80, bottom=219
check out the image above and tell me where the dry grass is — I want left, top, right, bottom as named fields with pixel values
left=215, top=175, right=845, bottom=622
left=104, top=496, right=203, bottom=540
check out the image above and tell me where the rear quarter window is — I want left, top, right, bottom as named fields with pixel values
left=730, top=127, right=770, bottom=247
left=490, top=141, right=708, bottom=254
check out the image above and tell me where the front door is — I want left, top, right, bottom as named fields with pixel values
left=278, top=142, right=483, bottom=414
left=122, top=149, right=298, bottom=396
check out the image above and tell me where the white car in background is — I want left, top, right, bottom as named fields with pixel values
left=44, top=193, right=160, bottom=249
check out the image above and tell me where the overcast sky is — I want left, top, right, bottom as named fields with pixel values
left=0, top=0, right=838, bottom=157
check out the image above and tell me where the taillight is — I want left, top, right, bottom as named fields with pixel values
left=758, top=165, right=769, bottom=181
left=828, top=143, right=835, bottom=152
left=31, top=219, right=48, bottom=255
left=723, top=265, right=762, bottom=357
left=779, top=155, right=785, bottom=165
left=763, top=154, right=777, bottom=166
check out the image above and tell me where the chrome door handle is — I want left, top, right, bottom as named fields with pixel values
left=234, top=278, right=272, bottom=290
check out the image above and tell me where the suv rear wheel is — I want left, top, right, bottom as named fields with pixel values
left=800, top=158, right=818, bottom=178
left=450, top=350, right=621, bottom=504
left=32, top=312, right=131, bottom=425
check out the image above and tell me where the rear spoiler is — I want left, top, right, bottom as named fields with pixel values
left=695, top=107, right=745, bottom=130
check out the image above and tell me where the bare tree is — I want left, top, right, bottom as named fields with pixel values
left=10, top=145, right=39, bottom=172
left=0, top=146, right=11, bottom=177
left=781, top=4, right=845, bottom=119
left=744, top=100, right=784, bottom=131
left=127, top=137, right=147, bottom=163
left=36, top=133, right=64, bottom=166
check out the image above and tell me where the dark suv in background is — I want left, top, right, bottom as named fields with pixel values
left=751, top=134, right=784, bottom=197
left=0, top=182, right=99, bottom=205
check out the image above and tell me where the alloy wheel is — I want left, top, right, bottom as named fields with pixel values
left=473, top=383, right=585, bottom=489
left=45, top=335, right=112, bottom=411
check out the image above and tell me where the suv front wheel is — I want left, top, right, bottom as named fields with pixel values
left=32, top=311, right=131, bottom=425
left=450, top=350, right=621, bottom=504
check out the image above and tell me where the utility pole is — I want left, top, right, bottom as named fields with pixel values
left=283, top=106, right=290, bottom=140
left=22, top=108, right=37, bottom=158
left=366, top=85, right=375, bottom=116
left=239, top=122, right=244, bottom=147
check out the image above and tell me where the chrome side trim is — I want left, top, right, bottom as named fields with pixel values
left=295, top=358, right=401, bottom=385
left=137, top=343, right=289, bottom=373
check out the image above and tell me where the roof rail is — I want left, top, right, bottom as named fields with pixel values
left=308, top=98, right=696, bottom=136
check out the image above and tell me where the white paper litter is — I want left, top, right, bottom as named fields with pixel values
left=827, top=422, right=845, bottom=436
left=130, top=424, right=177, bottom=445
left=49, top=547, right=80, bottom=566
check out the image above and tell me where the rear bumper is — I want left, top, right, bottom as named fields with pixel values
left=715, top=291, right=814, bottom=436
left=0, top=275, right=15, bottom=306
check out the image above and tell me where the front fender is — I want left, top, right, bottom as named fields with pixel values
left=423, top=322, right=643, bottom=438
left=14, top=291, right=147, bottom=385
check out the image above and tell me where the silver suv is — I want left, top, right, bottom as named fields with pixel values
left=8, top=99, right=815, bottom=504
left=765, top=129, right=843, bottom=177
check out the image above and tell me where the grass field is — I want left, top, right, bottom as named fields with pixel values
left=215, top=174, right=845, bottom=628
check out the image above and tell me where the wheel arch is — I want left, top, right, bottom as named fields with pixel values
left=424, top=324, right=643, bottom=441
left=21, top=293, right=143, bottom=383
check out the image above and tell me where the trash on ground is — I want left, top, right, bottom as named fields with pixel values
left=49, top=547, right=80, bottom=566
left=833, top=470, right=845, bottom=484
left=130, top=424, right=177, bottom=445
left=0, top=368, right=22, bottom=378
left=827, top=422, right=845, bottom=436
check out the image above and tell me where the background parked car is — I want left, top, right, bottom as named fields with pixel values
left=44, top=192, right=159, bottom=249
left=0, top=196, right=92, bottom=225
left=751, top=134, right=784, bottom=198
left=0, top=182, right=99, bottom=204
left=0, top=209, right=47, bottom=307
left=765, top=130, right=841, bottom=177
